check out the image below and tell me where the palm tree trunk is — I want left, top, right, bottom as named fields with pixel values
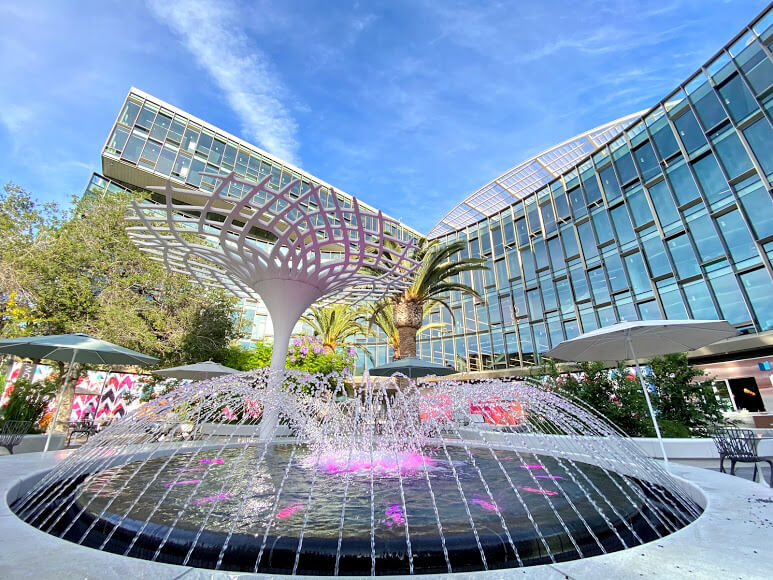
left=393, top=300, right=423, bottom=359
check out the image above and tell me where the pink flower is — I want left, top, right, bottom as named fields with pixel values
left=313, top=345, right=323, bottom=354
left=292, top=337, right=302, bottom=347
left=222, top=406, right=236, bottom=421
left=300, top=345, right=309, bottom=355
left=347, top=346, right=356, bottom=356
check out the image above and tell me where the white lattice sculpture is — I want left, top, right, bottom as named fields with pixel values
left=126, top=172, right=419, bottom=370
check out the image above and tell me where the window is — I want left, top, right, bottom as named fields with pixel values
left=521, top=247, right=536, bottom=283
left=568, top=187, right=587, bottom=218
left=187, top=158, right=206, bottom=187
left=737, top=177, right=773, bottom=239
left=718, top=74, right=759, bottom=122
left=683, top=278, right=718, bottom=319
left=708, top=267, right=750, bottom=323
left=553, top=188, right=570, bottom=219
left=690, top=83, right=727, bottom=129
left=119, top=99, right=141, bottom=126
left=624, top=252, right=651, bottom=296
left=121, top=129, right=146, bottom=163
left=741, top=268, right=773, bottom=330
left=711, top=128, right=753, bottom=180
left=209, top=139, right=226, bottom=165
left=506, top=248, right=521, bottom=279
left=667, top=234, right=700, bottom=279
left=717, top=209, right=759, bottom=267
left=641, top=232, right=672, bottom=278
left=673, top=108, right=707, bottom=154
left=657, top=278, right=688, bottom=318
left=591, top=208, right=614, bottom=244
left=693, top=153, right=730, bottom=206
left=634, top=141, right=660, bottom=181
left=598, top=305, right=617, bottom=327
left=168, top=117, right=185, bottom=144
left=604, top=251, right=627, bottom=292
left=541, top=277, right=557, bottom=311
left=556, top=278, right=574, bottom=315
left=560, top=224, right=579, bottom=258
left=579, top=306, right=598, bottom=332
left=527, top=289, right=543, bottom=320
left=577, top=221, right=598, bottom=260
left=515, top=218, right=528, bottom=245
left=610, top=204, right=635, bottom=245
left=736, top=39, right=773, bottom=95
left=649, top=115, right=680, bottom=159
left=570, top=266, right=590, bottom=302
left=135, top=103, right=157, bottom=129
left=547, top=237, right=565, bottom=272
left=625, top=185, right=653, bottom=227
left=598, top=165, right=622, bottom=201
left=150, top=113, right=172, bottom=142
left=639, top=300, right=662, bottom=320
left=139, top=140, right=161, bottom=168
left=582, top=173, right=603, bottom=204
left=666, top=158, right=700, bottom=205
left=564, top=319, right=580, bottom=340
left=182, top=127, right=199, bottom=152
left=743, top=118, right=773, bottom=178
left=615, top=292, right=638, bottom=321
left=613, top=149, right=638, bottom=184
left=172, top=151, right=191, bottom=178
left=588, top=267, right=610, bottom=304
left=686, top=210, right=724, bottom=261
left=499, top=295, right=515, bottom=327
left=647, top=180, right=680, bottom=230
left=106, top=125, right=130, bottom=154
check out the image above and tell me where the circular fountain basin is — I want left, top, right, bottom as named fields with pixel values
left=19, top=443, right=696, bottom=575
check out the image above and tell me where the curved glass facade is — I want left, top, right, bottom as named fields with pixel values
left=417, top=8, right=773, bottom=372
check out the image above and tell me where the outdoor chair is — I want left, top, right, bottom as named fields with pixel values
left=0, top=420, right=32, bottom=454
left=66, top=420, right=98, bottom=446
left=712, top=427, right=773, bottom=487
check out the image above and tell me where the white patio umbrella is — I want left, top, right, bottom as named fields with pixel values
left=154, top=360, right=239, bottom=380
left=545, top=319, right=737, bottom=469
left=0, top=333, right=159, bottom=451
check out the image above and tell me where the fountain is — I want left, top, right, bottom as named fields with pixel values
left=11, top=369, right=702, bottom=575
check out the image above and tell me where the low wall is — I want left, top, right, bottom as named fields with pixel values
left=632, top=435, right=773, bottom=467
left=0, top=434, right=65, bottom=455
left=199, top=422, right=292, bottom=437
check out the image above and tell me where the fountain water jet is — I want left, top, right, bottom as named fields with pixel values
left=12, top=369, right=702, bottom=575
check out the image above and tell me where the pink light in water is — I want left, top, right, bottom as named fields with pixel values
left=276, top=503, right=304, bottom=519
left=164, top=479, right=201, bottom=487
left=314, top=452, right=436, bottom=475
left=382, top=504, right=406, bottom=527
left=471, top=496, right=500, bottom=513
left=519, top=486, right=559, bottom=496
left=519, top=464, right=544, bottom=469
left=199, top=458, right=224, bottom=464
left=534, top=475, right=563, bottom=480
left=192, top=493, right=234, bottom=505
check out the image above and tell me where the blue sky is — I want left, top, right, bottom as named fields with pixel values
left=0, top=0, right=766, bottom=233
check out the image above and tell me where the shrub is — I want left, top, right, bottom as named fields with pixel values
left=0, top=375, right=59, bottom=432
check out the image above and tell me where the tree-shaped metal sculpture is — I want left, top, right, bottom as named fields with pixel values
left=126, top=172, right=419, bottom=371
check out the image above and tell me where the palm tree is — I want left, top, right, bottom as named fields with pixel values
left=300, top=304, right=368, bottom=354
left=366, top=299, right=446, bottom=360
left=374, top=239, right=487, bottom=359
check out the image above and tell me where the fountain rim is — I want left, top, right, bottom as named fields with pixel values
left=0, top=443, right=733, bottom=578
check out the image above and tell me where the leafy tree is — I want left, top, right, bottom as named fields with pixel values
left=0, top=182, right=242, bottom=430
left=375, top=239, right=486, bottom=359
left=648, top=353, right=725, bottom=437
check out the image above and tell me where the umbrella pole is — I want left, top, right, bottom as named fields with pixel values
left=627, top=336, right=669, bottom=470
left=44, top=350, right=78, bottom=453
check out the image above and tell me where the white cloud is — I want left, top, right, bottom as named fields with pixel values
left=146, top=0, right=299, bottom=163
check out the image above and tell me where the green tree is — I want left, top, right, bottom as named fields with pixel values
left=0, top=183, right=242, bottom=430
left=375, top=239, right=486, bottom=359
left=648, top=353, right=725, bottom=436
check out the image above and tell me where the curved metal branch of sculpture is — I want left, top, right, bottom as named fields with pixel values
left=126, top=171, right=420, bottom=371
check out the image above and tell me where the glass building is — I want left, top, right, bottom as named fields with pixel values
left=417, top=7, right=773, bottom=373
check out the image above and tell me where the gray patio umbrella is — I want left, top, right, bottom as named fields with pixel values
left=0, top=333, right=159, bottom=451
left=155, top=360, right=239, bottom=380
left=369, top=357, right=457, bottom=379
left=545, top=319, right=737, bottom=469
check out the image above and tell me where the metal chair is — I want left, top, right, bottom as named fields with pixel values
left=0, top=420, right=32, bottom=454
left=712, top=427, right=773, bottom=487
